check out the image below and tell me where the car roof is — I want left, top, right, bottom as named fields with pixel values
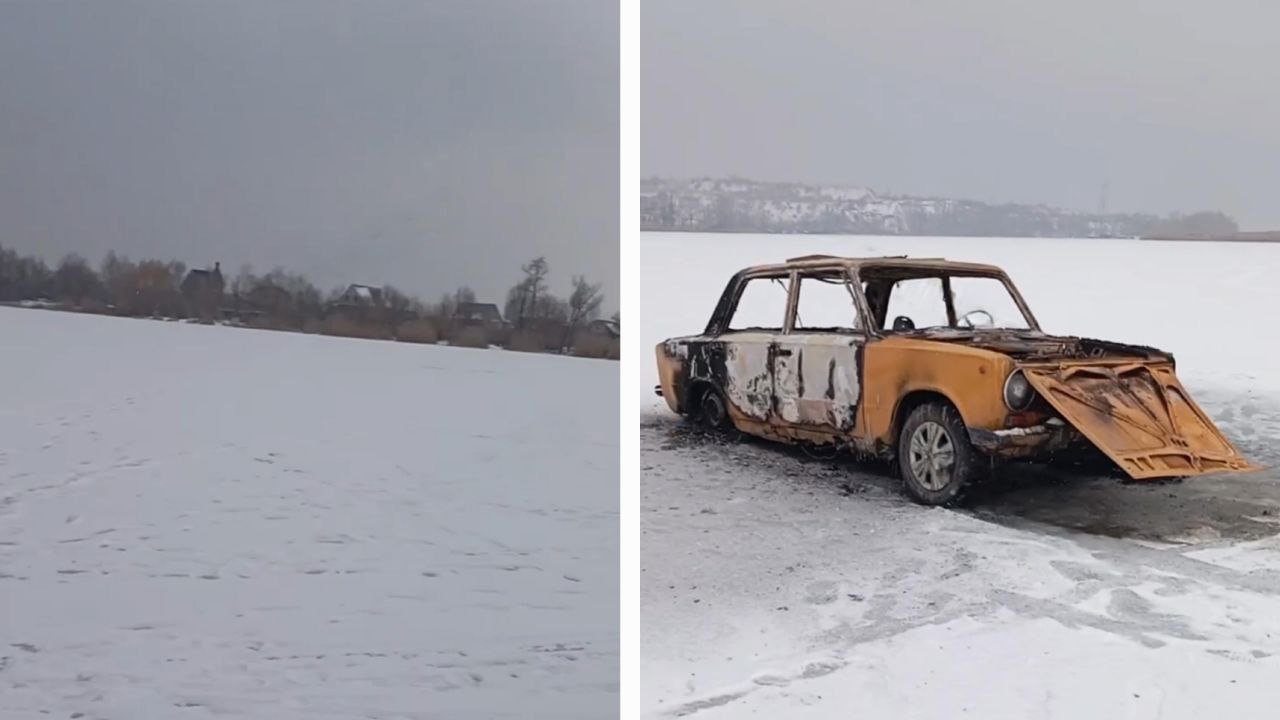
left=740, top=254, right=1006, bottom=275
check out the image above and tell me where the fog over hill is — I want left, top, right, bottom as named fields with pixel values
left=641, top=177, right=1238, bottom=239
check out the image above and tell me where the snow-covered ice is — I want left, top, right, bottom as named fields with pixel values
left=640, top=232, right=1280, bottom=718
left=1, top=307, right=617, bottom=719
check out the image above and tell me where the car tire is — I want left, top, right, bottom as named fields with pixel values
left=897, top=402, right=979, bottom=506
left=696, top=385, right=733, bottom=433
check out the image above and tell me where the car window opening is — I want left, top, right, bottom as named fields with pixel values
left=726, top=275, right=791, bottom=332
left=794, top=272, right=861, bottom=334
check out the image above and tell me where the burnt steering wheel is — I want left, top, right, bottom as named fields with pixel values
left=959, top=309, right=995, bottom=328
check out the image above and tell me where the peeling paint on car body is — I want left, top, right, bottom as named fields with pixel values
left=774, top=333, right=861, bottom=430
left=655, top=254, right=1259, bottom=481
left=724, top=337, right=773, bottom=420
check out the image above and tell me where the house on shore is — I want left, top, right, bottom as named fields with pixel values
left=180, top=262, right=225, bottom=319
left=583, top=318, right=620, bottom=339
left=450, top=301, right=508, bottom=344
left=326, top=284, right=388, bottom=324
left=453, top=301, right=503, bottom=326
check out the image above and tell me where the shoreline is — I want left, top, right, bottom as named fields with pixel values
left=640, top=227, right=1280, bottom=243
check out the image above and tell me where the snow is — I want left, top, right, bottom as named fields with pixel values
left=818, top=187, right=871, bottom=202
left=640, top=232, right=1280, bottom=718
left=0, top=307, right=617, bottom=719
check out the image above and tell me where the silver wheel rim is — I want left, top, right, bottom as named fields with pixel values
left=908, top=421, right=956, bottom=491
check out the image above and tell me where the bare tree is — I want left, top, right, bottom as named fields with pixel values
left=436, top=286, right=478, bottom=322
left=129, top=259, right=185, bottom=317
left=51, top=254, right=105, bottom=306
left=253, top=267, right=320, bottom=325
left=434, top=292, right=455, bottom=322
left=563, top=275, right=603, bottom=346
left=100, top=252, right=137, bottom=310
left=533, top=293, right=568, bottom=323
left=231, top=264, right=257, bottom=298
left=383, top=285, right=408, bottom=321
left=0, top=244, right=52, bottom=301
left=504, top=281, right=529, bottom=326
left=507, top=256, right=549, bottom=328
left=286, top=275, right=324, bottom=324
left=523, top=257, right=548, bottom=308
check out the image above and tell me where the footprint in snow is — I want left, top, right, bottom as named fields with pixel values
left=803, top=580, right=839, bottom=605
left=800, top=660, right=843, bottom=679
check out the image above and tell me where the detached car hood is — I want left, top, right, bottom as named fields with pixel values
left=1021, top=360, right=1258, bottom=479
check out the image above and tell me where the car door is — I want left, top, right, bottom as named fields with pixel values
left=771, top=271, right=864, bottom=433
left=715, top=274, right=791, bottom=421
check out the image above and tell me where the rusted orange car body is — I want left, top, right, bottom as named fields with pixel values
left=655, top=255, right=1256, bottom=483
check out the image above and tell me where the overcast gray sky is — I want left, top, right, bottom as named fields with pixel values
left=643, top=0, right=1280, bottom=229
left=0, top=0, right=617, bottom=307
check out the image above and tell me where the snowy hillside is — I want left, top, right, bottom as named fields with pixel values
left=640, top=177, right=1238, bottom=238
left=640, top=232, right=1280, bottom=718
left=0, top=308, right=617, bottom=719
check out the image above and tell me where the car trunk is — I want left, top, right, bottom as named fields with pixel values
left=1021, top=360, right=1258, bottom=479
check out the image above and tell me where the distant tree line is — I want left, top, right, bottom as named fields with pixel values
left=0, top=244, right=618, bottom=359
left=640, top=177, right=1242, bottom=239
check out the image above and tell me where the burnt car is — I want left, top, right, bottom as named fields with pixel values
left=654, top=255, right=1257, bottom=505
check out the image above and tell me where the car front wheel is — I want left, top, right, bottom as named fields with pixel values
left=897, top=402, right=978, bottom=506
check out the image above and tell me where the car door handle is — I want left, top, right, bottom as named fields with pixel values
left=776, top=348, right=793, bottom=357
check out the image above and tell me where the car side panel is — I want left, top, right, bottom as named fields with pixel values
left=860, top=336, right=1013, bottom=446
left=722, top=333, right=775, bottom=420
left=772, top=333, right=862, bottom=432
left=655, top=333, right=776, bottom=423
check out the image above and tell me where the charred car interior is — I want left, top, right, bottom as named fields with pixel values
left=655, top=255, right=1258, bottom=505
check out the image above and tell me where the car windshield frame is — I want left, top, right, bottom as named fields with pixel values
left=852, top=264, right=1041, bottom=336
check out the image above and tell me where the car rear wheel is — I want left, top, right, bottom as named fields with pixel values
left=897, top=402, right=978, bottom=506
left=696, top=386, right=732, bottom=433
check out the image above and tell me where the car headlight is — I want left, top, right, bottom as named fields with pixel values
left=1003, top=370, right=1035, bottom=411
